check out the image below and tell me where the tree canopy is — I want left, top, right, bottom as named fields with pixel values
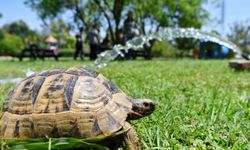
left=24, top=0, right=209, bottom=46
left=0, top=12, right=3, bottom=39
left=0, top=33, right=25, bottom=55
left=2, top=20, right=36, bottom=39
left=227, top=20, right=250, bottom=53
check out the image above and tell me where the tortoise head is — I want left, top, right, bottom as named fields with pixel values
left=127, top=99, right=155, bottom=120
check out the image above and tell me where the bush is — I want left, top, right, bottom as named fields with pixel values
left=65, top=36, right=76, bottom=49
left=0, top=34, right=24, bottom=56
left=151, top=40, right=178, bottom=58
left=0, top=29, right=3, bottom=40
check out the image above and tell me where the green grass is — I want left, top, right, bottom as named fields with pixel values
left=0, top=59, right=249, bottom=149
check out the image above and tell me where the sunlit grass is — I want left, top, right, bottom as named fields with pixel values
left=0, top=59, right=249, bottom=149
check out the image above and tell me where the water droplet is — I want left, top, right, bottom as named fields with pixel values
left=91, top=27, right=245, bottom=68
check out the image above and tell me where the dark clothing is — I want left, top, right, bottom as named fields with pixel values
left=124, top=19, right=139, bottom=41
left=100, top=37, right=111, bottom=53
left=74, top=48, right=84, bottom=60
left=89, top=44, right=99, bottom=60
left=123, top=18, right=139, bottom=59
left=74, top=34, right=84, bottom=60
left=87, top=28, right=100, bottom=60
left=29, top=44, right=37, bottom=60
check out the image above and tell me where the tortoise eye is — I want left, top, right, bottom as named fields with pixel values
left=143, top=102, right=149, bottom=107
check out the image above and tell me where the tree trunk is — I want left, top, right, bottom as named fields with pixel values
left=113, top=0, right=124, bottom=44
left=94, top=0, right=115, bottom=45
left=74, top=0, right=89, bottom=31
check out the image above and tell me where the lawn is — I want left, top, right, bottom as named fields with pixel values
left=0, top=59, right=249, bottom=149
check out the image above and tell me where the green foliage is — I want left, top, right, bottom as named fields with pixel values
left=2, top=20, right=35, bottom=39
left=3, top=138, right=108, bottom=150
left=2, top=121, right=128, bottom=149
left=134, top=0, right=208, bottom=28
left=0, top=29, right=4, bottom=40
left=24, top=0, right=93, bottom=29
left=65, top=35, right=76, bottom=49
left=151, top=40, right=178, bottom=57
left=0, top=34, right=24, bottom=55
left=227, top=20, right=250, bottom=54
left=24, top=0, right=209, bottom=46
left=0, top=60, right=249, bottom=149
left=175, top=38, right=199, bottom=57
left=24, top=0, right=67, bottom=24
left=48, top=19, right=74, bottom=49
left=158, top=0, right=209, bottom=51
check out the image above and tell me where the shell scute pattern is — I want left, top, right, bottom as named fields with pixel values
left=1, top=67, right=133, bottom=138
left=70, top=76, right=112, bottom=112
left=6, top=76, right=46, bottom=114
left=103, top=80, right=120, bottom=94
left=33, top=73, right=71, bottom=113
left=64, top=75, right=79, bottom=107
left=38, top=68, right=67, bottom=76
left=65, top=67, right=99, bottom=78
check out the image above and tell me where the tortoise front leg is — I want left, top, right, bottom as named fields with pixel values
left=122, top=122, right=141, bottom=150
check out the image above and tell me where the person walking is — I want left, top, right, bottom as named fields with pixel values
left=87, top=25, right=100, bottom=60
left=74, top=27, right=84, bottom=60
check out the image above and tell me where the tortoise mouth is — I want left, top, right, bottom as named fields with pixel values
left=129, top=99, right=155, bottom=119
left=133, top=102, right=155, bottom=116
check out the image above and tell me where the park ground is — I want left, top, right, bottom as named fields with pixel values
left=0, top=59, right=249, bottom=149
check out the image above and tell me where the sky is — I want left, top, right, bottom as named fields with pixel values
left=0, top=0, right=42, bottom=30
left=0, top=0, right=250, bottom=37
left=202, top=0, right=250, bottom=37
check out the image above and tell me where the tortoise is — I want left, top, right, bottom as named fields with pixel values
left=0, top=67, right=155, bottom=149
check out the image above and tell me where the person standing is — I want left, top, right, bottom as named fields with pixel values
left=27, top=36, right=37, bottom=60
left=123, top=11, right=139, bottom=59
left=87, top=25, right=100, bottom=60
left=35, top=37, right=40, bottom=57
left=117, top=28, right=125, bottom=45
left=74, top=27, right=84, bottom=60
left=100, top=34, right=112, bottom=53
left=124, top=11, right=139, bottom=42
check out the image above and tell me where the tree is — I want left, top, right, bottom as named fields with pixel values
left=0, top=12, right=3, bottom=39
left=24, top=0, right=123, bottom=44
left=92, top=0, right=207, bottom=44
left=24, top=0, right=209, bottom=47
left=227, top=20, right=250, bottom=53
left=2, top=20, right=35, bottom=39
left=0, top=29, right=3, bottom=40
left=24, top=0, right=95, bottom=31
left=0, top=34, right=25, bottom=55
left=156, top=0, right=208, bottom=54
left=48, top=18, right=73, bottom=48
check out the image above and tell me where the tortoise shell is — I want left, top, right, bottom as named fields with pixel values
left=1, top=67, right=132, bottom=139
